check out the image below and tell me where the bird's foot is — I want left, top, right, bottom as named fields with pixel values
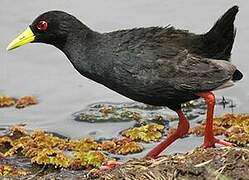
left=99, top=160, right=123, bottom=171
left=203, top=137, right=234, bottom=148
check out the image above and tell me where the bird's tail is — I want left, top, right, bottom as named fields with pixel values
left=203, top=5, right=239, bottom=60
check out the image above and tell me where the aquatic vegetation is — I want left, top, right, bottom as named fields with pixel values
left=0, top=126, right=106, bottom=169
left=31, top=148, right=70, bottom=168
left=190, top=113, right=249, bottom=146
left=115, top=140, right=143, bottom=155
left=0, top=96, right=16, bottom=108
left=120, top=110, right=142, bottom=121
left=74, top=99, right=231, bottom=124
left=73, top=151, right=106, bottom=168
left=224, top=125, right=249, bottom=146
left=0, top=136, right=13, bottom=154
left=1, top=113, right=249, bottom=178
left=0, top=164, right=29, bottom=177
left=73, top=102, right=172, bottom=124
left=99, top=106, right=115, bottom=116
left=15, top=96, right=38, bottom=108
left=4, top=129, right=68, bottom=158
left=214, top=114, right=249, bottom=146
left=226, top=133, right=249, bottom=146
left=101, top=140, right=116, bottom=152
left=0, top=95, right=38, bottom=109
left=9, top=125, right=28, bottom=137
left=102, top=138, right=143, bottom=155
left=0, top=125, right=145, bottom=173
left=121, top=123, right=164, bottom=142
left=213, top=113, right=249, bottom=127
left=189, top=125, right=226, bottom=136
left=76, top=103, right=144, bottom=123
left=182, top=97, right=236, bottom=111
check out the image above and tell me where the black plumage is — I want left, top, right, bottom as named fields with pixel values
left=27, top=6, right=242, bottom=110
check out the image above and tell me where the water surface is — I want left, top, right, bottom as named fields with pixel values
left=0, top=0, right=248, bottom=156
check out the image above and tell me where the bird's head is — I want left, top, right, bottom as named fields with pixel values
left=7, top=11, right=89, bottom=50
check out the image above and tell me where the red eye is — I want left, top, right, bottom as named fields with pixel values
left=37, top=21, right=48, bottom=31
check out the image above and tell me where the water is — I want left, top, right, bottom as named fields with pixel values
left=0, top=0, right=248, bottom=156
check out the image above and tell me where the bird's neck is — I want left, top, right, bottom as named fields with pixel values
left=59, top=30, right=109, bottom=83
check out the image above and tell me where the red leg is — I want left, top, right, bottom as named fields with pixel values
left=146, top=110, right=190, bottom=158
left=196, top=92, right=233, bottom=148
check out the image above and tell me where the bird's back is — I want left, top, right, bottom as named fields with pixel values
left=69, top=6, right=241, bottom=109
left=84, top=24, right=239, bottom=110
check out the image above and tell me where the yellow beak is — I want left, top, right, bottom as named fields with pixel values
left=7, top=27, right=35, bottom=51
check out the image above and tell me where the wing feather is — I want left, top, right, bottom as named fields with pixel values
left=157, top=50, right=237, bottom=92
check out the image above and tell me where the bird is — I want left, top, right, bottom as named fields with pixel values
left=7, top=5, right=242, bottom=160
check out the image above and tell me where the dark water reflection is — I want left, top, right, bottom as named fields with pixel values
left=0, top=0, right=248, bottom=156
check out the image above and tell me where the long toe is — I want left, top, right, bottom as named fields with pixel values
left=214, top=138, right=235, bottom=147
left=203, top=137, right=234, bottom=148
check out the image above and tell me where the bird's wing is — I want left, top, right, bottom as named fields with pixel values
left=156, top=50, right=237, bottom=92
